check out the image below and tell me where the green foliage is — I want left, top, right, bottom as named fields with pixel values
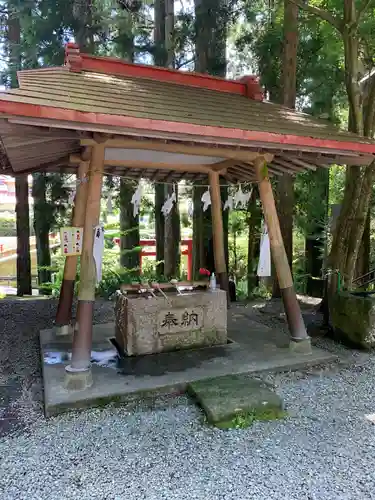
left=245, top=281, right=272, bottom=301
left=228, top=210, right=248, bottom=281
left=49, top=247, right=170, bottom=300
left=295, top=170, right=328, bottom=237
left=95, top=253, right=169, bottom=299
left=214, top=408, right=287, bottom=430
left=329, top=165, right=346, bottom=206
left=180, top=211, right=191, bottom=229
left=4, top=0, right=375, bottom=295
left=104, top=222, right=120, bottom=231
left=0, top=215, right=36, bottom=237
left=32, top=173, right=70, bottom=232
left=0, top=215, right=16, bottom=237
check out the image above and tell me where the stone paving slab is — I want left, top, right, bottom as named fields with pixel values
left=187, top=374, right=284, bottom=428
left=0, top=378, right=22, bottom=437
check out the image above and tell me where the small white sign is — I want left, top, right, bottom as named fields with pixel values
left=60, top=227, right=83, bottom=256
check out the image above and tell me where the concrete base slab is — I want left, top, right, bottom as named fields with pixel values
left=188, top=375, right=284, bottom=428
left=40, top=317, right=338, bottom=417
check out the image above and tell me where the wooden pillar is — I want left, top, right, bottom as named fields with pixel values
left=209, top=170, right=229, bottom=295
left=66, top=144, right=105, bottom=385
left=254, top=158, right=310, bottom=350
left=55, top=159, right=90, bottom=333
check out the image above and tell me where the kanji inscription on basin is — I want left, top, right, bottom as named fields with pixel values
left=158, top=307, right=204, bottom=335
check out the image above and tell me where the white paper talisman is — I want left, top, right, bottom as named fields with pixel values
left=257, top=222, right=271, bottom=277
left=93, top=225, right=105, bottom=282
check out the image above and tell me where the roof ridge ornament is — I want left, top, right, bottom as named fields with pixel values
left=65, top=43, right=83, bottom=73
left=238, top=76, right=264, bottom=102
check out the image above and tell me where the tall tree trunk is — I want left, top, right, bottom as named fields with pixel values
left=153, top=0, right=179, bottom=277
left=233, top=232, right=237, bottom=279
left=115, top=30, right=140, bottom=273
left=323, top=2, right=372, bottom=290
left=195, top=0, right=227, bottom=76
left=164, top=184, right=180, bottom=278
left=154, top=0, right=166, bottom=276
left=193, top=0, right=228, bottom=279
left=305, top=168, right=329, bottom=297
left=273, top=0, right=298, bottom=297
left=355, top=209, right=370, bottom=279
left=119, top=179, right=140, bottom=270
left=154, top=0, right=167, bottom=66
left=165, top=0, right=174, bottom=68
left=192, top=182, right=214, bottom=277
left=221, top=180, right=229, bottom=271
left=291, top=0, right=375, bottom=320
left=73, top=0, right=94, bottom=52
left=247, top=187, right=261, bottom=297
left=328, top=4, right=366, bottom=287
left=155, top=184, right=165, bottom=276
left=161, top=0, right=180, bottom=277
left=193, top=0, right=212, bottom=275
left=15, top=175, right=32, bottom=295
left=8, top=6, right=32, bottom=296
left=119, top=176, right=140, bottom=269
left=32, top=173, right=51, bottom=295
left=192, top=182, right=206, bottom=277
left=354, top=72, right=375, bottom=280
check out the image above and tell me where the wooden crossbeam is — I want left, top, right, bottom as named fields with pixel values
left=70, top=154, right=214, bottom=174
left=280, top=156, right=317, bottom=171
left=273, top=158, right=309, bottom=172
left=80, top=136, right=272, bottom=163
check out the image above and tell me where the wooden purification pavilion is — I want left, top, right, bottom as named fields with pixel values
left=1, top=43, right=375, bottom=389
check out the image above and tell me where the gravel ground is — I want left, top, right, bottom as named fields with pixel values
left=1, top=298, right=375, bottom=500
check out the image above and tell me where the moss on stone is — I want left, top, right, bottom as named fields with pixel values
left=330, top=292, right=375, bottom=349
left=214, top=408, right=287, bottom=430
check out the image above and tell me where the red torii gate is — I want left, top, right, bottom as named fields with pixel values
left=113, top=238, right=193, bottom=280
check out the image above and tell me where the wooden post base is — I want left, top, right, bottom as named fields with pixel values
left=64, top=365, right=93, bottom=391
left=55, top=324, right=74, bottom=337
left=281, top=286, right=309, bottom=341
left=70, top=300, right=94, bottom=371
left=289, top=337, right=312, bottom=354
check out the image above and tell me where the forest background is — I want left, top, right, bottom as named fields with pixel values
left=1, top=0, right=375, bottom=302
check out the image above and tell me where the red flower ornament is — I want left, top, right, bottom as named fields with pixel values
left=199, top=268, right=211, bottom=277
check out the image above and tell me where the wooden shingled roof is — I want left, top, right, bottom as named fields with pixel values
left=0, top=44, right=374, bottom=181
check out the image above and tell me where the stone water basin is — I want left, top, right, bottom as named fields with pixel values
left=115, top=289, right=228, bottom=356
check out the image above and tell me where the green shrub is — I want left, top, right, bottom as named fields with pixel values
left=0, top=216, right=36, bottom=237
left=0, top=216, right=16, bottom=237
left=49, top=247, right=169, bottom=300
left=104, top=222, right=120, bottom=231
left=104, top=235, right=115, bottom=249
